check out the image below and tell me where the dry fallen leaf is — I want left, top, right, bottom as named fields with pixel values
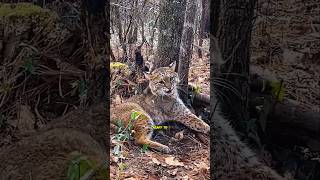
left=111, top=139, right=117, bottom=144
left=194, top=162, right=209, bottom=170
left=151, top=157, right=161, bottom=165
left=124, top=177, right=138, bottom=180
left=112, top=156, right=119, bottom=163
left=176, top=175, right=189, bottom=180
left=160, top=176, right=168, bottom=180
left=165, top=156, right=184, bottom=166
left=175, top=130, right=184, bottom=140
left=114, top=94, right=122, bottom=104
left=168, top=168, right=178, bottom=176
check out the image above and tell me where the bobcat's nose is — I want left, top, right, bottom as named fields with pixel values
left=165, top=88, right=172, bottom=93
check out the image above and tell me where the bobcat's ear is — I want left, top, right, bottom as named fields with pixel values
left=169, top=61, right=176, bottom=71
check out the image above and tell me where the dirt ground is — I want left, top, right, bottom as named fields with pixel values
left=110, top=125, right=210, bottom=180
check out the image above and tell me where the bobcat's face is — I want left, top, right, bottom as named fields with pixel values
left=145, top=62, right=179, bottom=98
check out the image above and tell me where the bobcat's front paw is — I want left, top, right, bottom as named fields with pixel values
left=196, top=133, right=209, bottom=145
left=161, top=146, right=171, bottom=154
left=203, top=123, right=210, bottom=134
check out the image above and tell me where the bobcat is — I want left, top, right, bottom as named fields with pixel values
left=111, top=62, right=210, bottom=153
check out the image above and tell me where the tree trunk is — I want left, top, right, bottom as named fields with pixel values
left=155, top=0, right=186, bottom=69
left=178, top=0, right=197, bottom=103
left=149, top=13, right=160, bottom=54
left=211, top=0, right=220, bottom=37
left=198, top=0, right=209, bottom=58
left=214, top=0, right=257, bottom=127
left=210, top=2, right=256, bottom=176
left=80, top=0, right=109, bottom=173
left=80, top=0, right=109, bottom=105
left=113, top=5, right=127, bottom=61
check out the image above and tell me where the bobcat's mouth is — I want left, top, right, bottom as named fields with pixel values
left=164, top=88, right=173, bottom=95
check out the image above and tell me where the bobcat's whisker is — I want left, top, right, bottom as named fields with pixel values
left=212, top=81, right=242, bottom=99
left=213, top=89, right=233, bottom=107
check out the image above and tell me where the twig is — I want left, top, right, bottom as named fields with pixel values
left=192, top=43, right=209, bottom=53
left=35, top=94, right=46, bottom=124
left=110, top=3, right=132, bottom=10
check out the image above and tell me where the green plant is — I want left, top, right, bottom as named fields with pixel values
left=0, top=83, right=12, bottom=94
left=112, top=111, right=146, bottom=177
left=270, top=80, right=285, bottom=102
left=67, top=152, right=96, bottom=180
left=67, top=152, right=109, bottom=180
left=118, top=162, right=128, bottom=171
left=113, top=111, right=142, bottom=144
left=22, top=56, right=35, bottom=74
left=70, top=79, right=88, bottom=99
left=96, top=165, right=109, bottom=180
left=191, top=84, right=202, bottom=94
left=140, top=144, right=149, bottom=153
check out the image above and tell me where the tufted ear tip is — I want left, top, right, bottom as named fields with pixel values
left=169, top=61, right=176, bottom=71
left=176, top=77, right=180, bottom=83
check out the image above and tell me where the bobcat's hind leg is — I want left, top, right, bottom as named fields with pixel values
left=176, top=112, right=210, bottom=135
left=132, top=114, right=171, bottom=153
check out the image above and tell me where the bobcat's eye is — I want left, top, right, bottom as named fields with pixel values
left=170, top=77, right=175, bottom=82
left=159, top=80, right=165, bottom=85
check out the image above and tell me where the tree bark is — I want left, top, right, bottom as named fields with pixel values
left=80, top=0, right=109, bottom=174
left=211, top=0, right=220, bottom=37
left=155, top=0, right=186, bottom=69
left=210, top=2, right=256, bottom=176
left=178, top=0, right=197, bottom=103
left=113, top=5, right=127, bottom=61
left=80, top=0, right=109, bottom=105
left=214, top=0, right=257, bottom=126
left=198, top=0, right=210, bottom=58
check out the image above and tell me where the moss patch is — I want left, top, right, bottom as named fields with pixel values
left=110, top=62, right=128, bottom=70
left=0, top=3, right=50, bottom=18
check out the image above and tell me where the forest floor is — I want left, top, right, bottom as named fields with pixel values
left=110, top=125, right=209, bottom=180
left=251, top=0, right=320, bottom=108
left=249, top=0, right=320, bottom=178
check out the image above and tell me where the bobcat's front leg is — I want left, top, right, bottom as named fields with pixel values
left=176, top=112, right=210, bottom=135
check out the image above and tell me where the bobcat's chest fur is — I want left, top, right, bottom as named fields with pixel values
left=130, top=93, right=188, bottom=125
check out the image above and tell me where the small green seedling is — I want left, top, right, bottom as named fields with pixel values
left=67, top=152, right=96, bottom=180
left=140, top=144, right=149, bottom=153
left=22, top=57, right=35, bottom=74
